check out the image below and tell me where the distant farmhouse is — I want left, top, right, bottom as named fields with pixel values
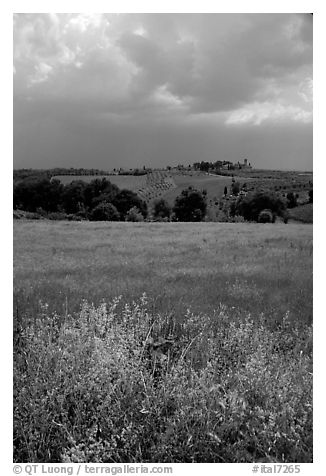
left=220, top=159, right=252, bottom=170
left=234, top=159, right=252, bottom=170
left=220, top=159, right=252, bottom=171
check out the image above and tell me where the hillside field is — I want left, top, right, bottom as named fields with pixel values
left=52, top=174, right=147, bottom=190
left=164, top=172, right=234, bottom=205
left=288, top=203, right=313, bottom=223
left=14, top=221, right=313, bottom=463
left=52, top=172, right=177, bottom=203
left=50, top=170, right=312, bottom=224
left=52, top=171, right=235, bottom=205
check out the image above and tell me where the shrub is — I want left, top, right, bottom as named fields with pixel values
left=229, top=200, right=237, bottom=217
left=89, top=202, right=120, bottom=221
left=308, top=189, right=313, bottom=203
left=35, top=207, right=47, bottom=217
left=231, top=182, right=240, bottom=196
left=153, top=199, right=171, bottom=220
left=47, top=212, right=70, bottom=220
left=14, top=297, right=312, bottom=463
left=67, top=214, right=83, bottom=221
left=125, top=207, right=144, bottom=222
left=153, top=216, right=170, bottom=223
left=286, top=192, right=298, bottom=209
left=230, top=215, right=245, bottom=223
left=13, top=209, right=44, bottom=220
left=282, top=210, right=289, bottom=224
left=215, top=209, right=229, bottom=222
left=113, top=190, right=147, bottom=220
left=234, top=191, right=286, bottom=222
left=258, top=209, right=273, bottom=223
left=13, top=210, right=23, bottom=219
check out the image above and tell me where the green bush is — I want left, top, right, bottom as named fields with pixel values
left=231, top=182, right=241, bottom=196
left=233, top=191, right=286, bottom=222
left=282, top=210, right=289, bottom=224
left=230, top=215, right=245, bottom=223
left=113, top=190, right=147, bottom=220
left=286, top=192, right=298, bottom=209
left=47, top=212, right=70, bottom=220
left=153, top=199, right=171, bottom=220
left=258, top=209, right=273, bottom=223
left=13, top=210, right=43, bottom=220
left=35, top=207, right=47, bottom=217
left=89, top=202, right=120, bottom=221
left=125, top=207, right=144, bottom=222
left=308, top=190, right=313, bottom=203
left=14, top=296, right=312, bottom=463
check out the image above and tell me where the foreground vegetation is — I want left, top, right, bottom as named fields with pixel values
left=14, top=295, right=312, bottom=463
left=14, top=221, right=312, bottom=462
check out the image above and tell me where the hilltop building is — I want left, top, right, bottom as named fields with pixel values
left=234, top=159, right=252, bottom=170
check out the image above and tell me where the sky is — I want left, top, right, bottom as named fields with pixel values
left=13, top=13, right=313, bottom=171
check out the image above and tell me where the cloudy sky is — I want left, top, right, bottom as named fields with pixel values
left=13, top=13, right=313, bottom=171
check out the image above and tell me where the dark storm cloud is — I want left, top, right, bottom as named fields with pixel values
left=13, top=13, right=312, bottom=170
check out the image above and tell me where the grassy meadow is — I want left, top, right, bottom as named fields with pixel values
left=14, top=221, right=313, bottom=463
left=14, top=220, right=312, bottom=323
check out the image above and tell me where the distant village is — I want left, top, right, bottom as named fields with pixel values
left=172, top=158, right=252, bottom=173
left=116, top=159, right=253, bottom=175
left=96, top=158, right=253, bottom=175
left=14, top=159, right=253, bottom=182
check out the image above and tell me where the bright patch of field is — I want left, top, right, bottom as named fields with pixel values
left=14, top=221, right=312, bottom=325
left=288, top=203, right=313, bottom=223
left=163, top=172, right=234, bottom=205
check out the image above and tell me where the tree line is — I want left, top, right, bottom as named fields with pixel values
left=13, top=177, right=148, bottom=221
left=13, top=176, right=209, bottom=222
left=14, top=175, right=311, bottom=223
left=13, top=167, right=148, bottom=184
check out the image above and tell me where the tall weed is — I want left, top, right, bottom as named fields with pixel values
left=14, top=295, right=312, bottom=463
